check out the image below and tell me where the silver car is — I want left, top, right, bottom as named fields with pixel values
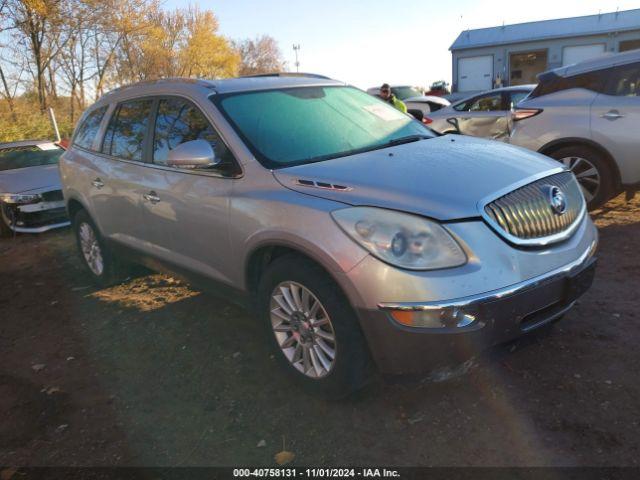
left=0, top=140, right=70, bottom=236
left=511, top=49, right=640, bottom=209
left=60, top=76, right=597, bottom=396
left=427, top=85, right=535, bottom=140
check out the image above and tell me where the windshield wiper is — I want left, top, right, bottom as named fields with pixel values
left=386, top=134, right=431, bottom=147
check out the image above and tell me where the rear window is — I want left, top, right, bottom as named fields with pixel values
left=73, top=106, right=108, bottom=150
left=529, top=70, right=606, bottom=99
left=0, top=146, right=63, bottom=172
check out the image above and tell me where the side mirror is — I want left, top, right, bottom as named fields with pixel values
left=166, top=139, right=219, bottom=169
left=446, top=117, right=461, bottom=134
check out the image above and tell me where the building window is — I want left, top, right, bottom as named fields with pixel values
left=509, top=51, right=548, bottom=86
left=619, top=39, right=640, bottom=52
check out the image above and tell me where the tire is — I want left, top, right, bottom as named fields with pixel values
left=0, top=205, right=15, bottom=238
left=73, top=209, right=128, bottom=287
left=0, top=218, right=12, bottom=238
left=548, top=145, right=615, bottom=210
left=256, top=254, right=374, bottom=398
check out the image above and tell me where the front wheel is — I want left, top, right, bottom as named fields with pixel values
left=257, top=254, right=374, bottom=397
left=73, top=209, right=128, bottom=287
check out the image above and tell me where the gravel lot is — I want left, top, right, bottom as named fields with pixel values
left=1, top=193, right=639, bottom=467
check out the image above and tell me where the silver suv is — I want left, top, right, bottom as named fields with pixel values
left=511, top=49, right=640, bottom=209
left=60, top=76, right=598, bottom=396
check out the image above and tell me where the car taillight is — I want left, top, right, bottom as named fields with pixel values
left=422, top=117, right=433, bottom=125
left=512, top=108, right=542, bottom=121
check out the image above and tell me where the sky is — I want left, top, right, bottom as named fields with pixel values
left=164, top=0, right=640, bottom=89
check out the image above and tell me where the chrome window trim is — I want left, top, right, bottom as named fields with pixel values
left=85, top=149, right=243, bottom=180
left=378, top=238, right=597, bottom=312
left=477, top=168, right=587, bottom=247
left=75, top=92, right=244, bottom=179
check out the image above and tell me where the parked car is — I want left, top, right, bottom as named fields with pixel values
left=425, top=80, right=450, bottom=97
left=61, top=76, right=597, bottom=396
left=511, top=49, right=640, bottom=209
left=366, top=85, right=450, bottom=114
left=426, top=85, right=535, bottom=140
left=0, top=140, right=70, bottom=237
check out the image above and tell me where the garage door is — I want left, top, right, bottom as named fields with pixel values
left=458, top=55, right=493, bottom=92
left=562, top=44, right=605, bottom=66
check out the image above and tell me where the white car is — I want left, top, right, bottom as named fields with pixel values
left=0, top=140, right=70, bottom=236
left=366, top=85, right=450, bottom=114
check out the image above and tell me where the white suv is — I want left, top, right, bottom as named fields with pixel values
left=511, top=49, right=640, bottom=209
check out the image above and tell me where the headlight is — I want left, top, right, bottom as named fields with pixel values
left=0, top=193, right=43, bottom=205
left=331, top=207, right=467, bottom=270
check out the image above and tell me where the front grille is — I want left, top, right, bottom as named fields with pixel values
left=484, top=172, right=585, bottom=245
left=41, top=190, right=64, bottom=202
left=15, top=207, right=68, bottom=228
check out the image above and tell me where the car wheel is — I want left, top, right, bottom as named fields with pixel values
left=257, top=254, right=374, bottom=397
left=548, top=145, right=615, bottom=210
left=73, top=209, right=128, bottom=287
left=0, top=205, right=15, bottom=238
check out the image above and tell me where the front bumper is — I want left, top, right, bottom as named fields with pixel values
left=358, top=242, right=597, bottom=375
left=1, top=199, right=70, bottom=233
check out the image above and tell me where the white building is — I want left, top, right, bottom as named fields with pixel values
left=450, top=8, right=640, bottom=93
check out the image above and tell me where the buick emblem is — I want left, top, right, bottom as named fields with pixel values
left=546, top=186, right=567, bottom=215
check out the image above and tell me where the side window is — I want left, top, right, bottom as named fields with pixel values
left=453, top=100, right=470, bottom=111
left=469, top=93, right=502, bottom=112
left=153, top=97, right=236, bottom=169
left=102, top=99, right=153, bottom=161
left=604, top=63, right=640, bottom=97
left=509, top=91, right=530, bottom=109
left=73, top=106, right=108, bottom=150
left=532, top=71, right=605, bottom=98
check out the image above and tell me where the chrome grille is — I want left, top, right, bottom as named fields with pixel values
left=484, top=172, right=585, bottom=245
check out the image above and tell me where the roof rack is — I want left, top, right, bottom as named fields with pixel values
left=103, top=77, right=213, bottom=97
left=240, top=72, right=332, bottom=80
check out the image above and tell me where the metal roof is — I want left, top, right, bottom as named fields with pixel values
left=450, top=8, right=640, bottom=51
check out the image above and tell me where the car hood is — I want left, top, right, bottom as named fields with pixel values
left=0, top=164, right=61, bottom=194
left=273, top=135, right=561, bottom=220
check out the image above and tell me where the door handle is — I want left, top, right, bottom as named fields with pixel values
left=601, top=110, right=624, bottom=120
left=91, top=178, right=104, bottom=189
left=143, top=191, right=160, bottom=204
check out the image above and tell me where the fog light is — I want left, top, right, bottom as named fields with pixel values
left=390, top=308, right=477, bottom=328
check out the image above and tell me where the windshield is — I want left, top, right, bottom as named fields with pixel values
left=391, top=86, right=423, bottom=100
left=0, top=146, right=63, bottom=172
left=214, top=86, right=433, bottom=168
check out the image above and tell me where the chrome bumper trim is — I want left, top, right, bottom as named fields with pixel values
left=10, top=221, right=70, bottom=233
left=378, top=239, right=597, bottom=312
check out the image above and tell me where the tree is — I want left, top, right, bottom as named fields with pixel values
left=5, top=0, right=71, bottom=112
left=234, top=35, right=285, bottom=76
left=0, top=0, right=19, bottom=120
left=178, top=7, right=239, bottom=78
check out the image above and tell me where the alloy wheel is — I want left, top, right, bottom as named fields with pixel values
left=560, top=156, right=600, bottom=203
left=269, top=281, right=337, bottom=379
left=79, top=222, right=104, bottom=276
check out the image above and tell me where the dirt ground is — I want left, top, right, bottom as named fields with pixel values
left=1, top=193, right=639, bottom=467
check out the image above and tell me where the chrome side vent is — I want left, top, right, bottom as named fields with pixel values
left=295, top=179, right=352, bottom=191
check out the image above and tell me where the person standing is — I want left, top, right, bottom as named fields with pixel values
left=378, top=84, right=407, bottom=113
